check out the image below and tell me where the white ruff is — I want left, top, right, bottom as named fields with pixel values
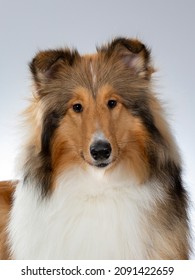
left=8, top=166, right=163, bottom=259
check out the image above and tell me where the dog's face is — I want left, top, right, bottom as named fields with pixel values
left=52, top=83, right=149, bottom=175
left=27, top=38, right=161, bottom=192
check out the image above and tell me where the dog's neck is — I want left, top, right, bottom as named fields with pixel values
left=8, top=166, right=163, bottom=259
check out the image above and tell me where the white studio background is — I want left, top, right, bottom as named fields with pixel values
left=0, top=0, right=195, bottom=258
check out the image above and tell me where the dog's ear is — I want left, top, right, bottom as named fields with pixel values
left=30, top=48, right=80, bottom=92
left=99, top=37, right=154, bottom=78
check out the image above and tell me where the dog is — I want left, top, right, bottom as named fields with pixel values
left=0, top=38, right=190, bottom=259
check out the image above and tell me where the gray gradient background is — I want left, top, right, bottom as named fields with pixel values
left=0, top=0, right=194, bottom=258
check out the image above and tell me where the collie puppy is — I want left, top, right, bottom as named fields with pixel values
left=0, top=38, right=190, bottom=259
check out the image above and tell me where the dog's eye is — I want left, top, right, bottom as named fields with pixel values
left=107, top=100, right=117, bottom=109
left=73, top=103, right=83, bottom=113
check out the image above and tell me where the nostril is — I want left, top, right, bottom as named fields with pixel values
left=90, top=141, right=112, bottom=161
left=104, top=149, right=111, bottom=159
left=90, top=148, right=98, bottom=160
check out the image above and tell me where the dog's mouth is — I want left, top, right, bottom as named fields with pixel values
left=80, top=152, right=115, bottom=169
left=92, top=160, right=112, bottom=169
left=96, top=162, right=109, bottom=168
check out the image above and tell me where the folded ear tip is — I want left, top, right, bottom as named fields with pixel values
left=99, top=37, right=151, bottom=59
left=29, top=50, right=62, bottom=74
left=29, top=48, right=80, bottom=85
left=120, top=37, right=150, bottom=58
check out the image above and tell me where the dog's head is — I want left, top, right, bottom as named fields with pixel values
left=25, top=38, right=177, bottom=194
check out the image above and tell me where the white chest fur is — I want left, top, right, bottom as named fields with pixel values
left=8, top=167, right=162, bottom=259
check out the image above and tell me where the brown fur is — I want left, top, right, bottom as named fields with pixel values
left=0, top=181, right=16, bottom=259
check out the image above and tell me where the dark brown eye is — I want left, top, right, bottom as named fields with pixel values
left=73, top=103, right=83, bottom=113
left=107, top=100, right=117, bottom=109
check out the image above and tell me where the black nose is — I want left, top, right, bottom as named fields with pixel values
left=90, top=141, right=112, bottom=161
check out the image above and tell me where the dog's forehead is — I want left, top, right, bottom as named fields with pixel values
left=69, top=52, right=122, bottom=97
left=84, top=54, right=98, bottom=90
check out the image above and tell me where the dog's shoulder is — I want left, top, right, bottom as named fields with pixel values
left=0, top=180, right=16, bottom=207
left=0, top=180, right=17, bottom=259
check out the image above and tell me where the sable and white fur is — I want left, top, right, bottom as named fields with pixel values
left=0, top=38, right=190, bottom=259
